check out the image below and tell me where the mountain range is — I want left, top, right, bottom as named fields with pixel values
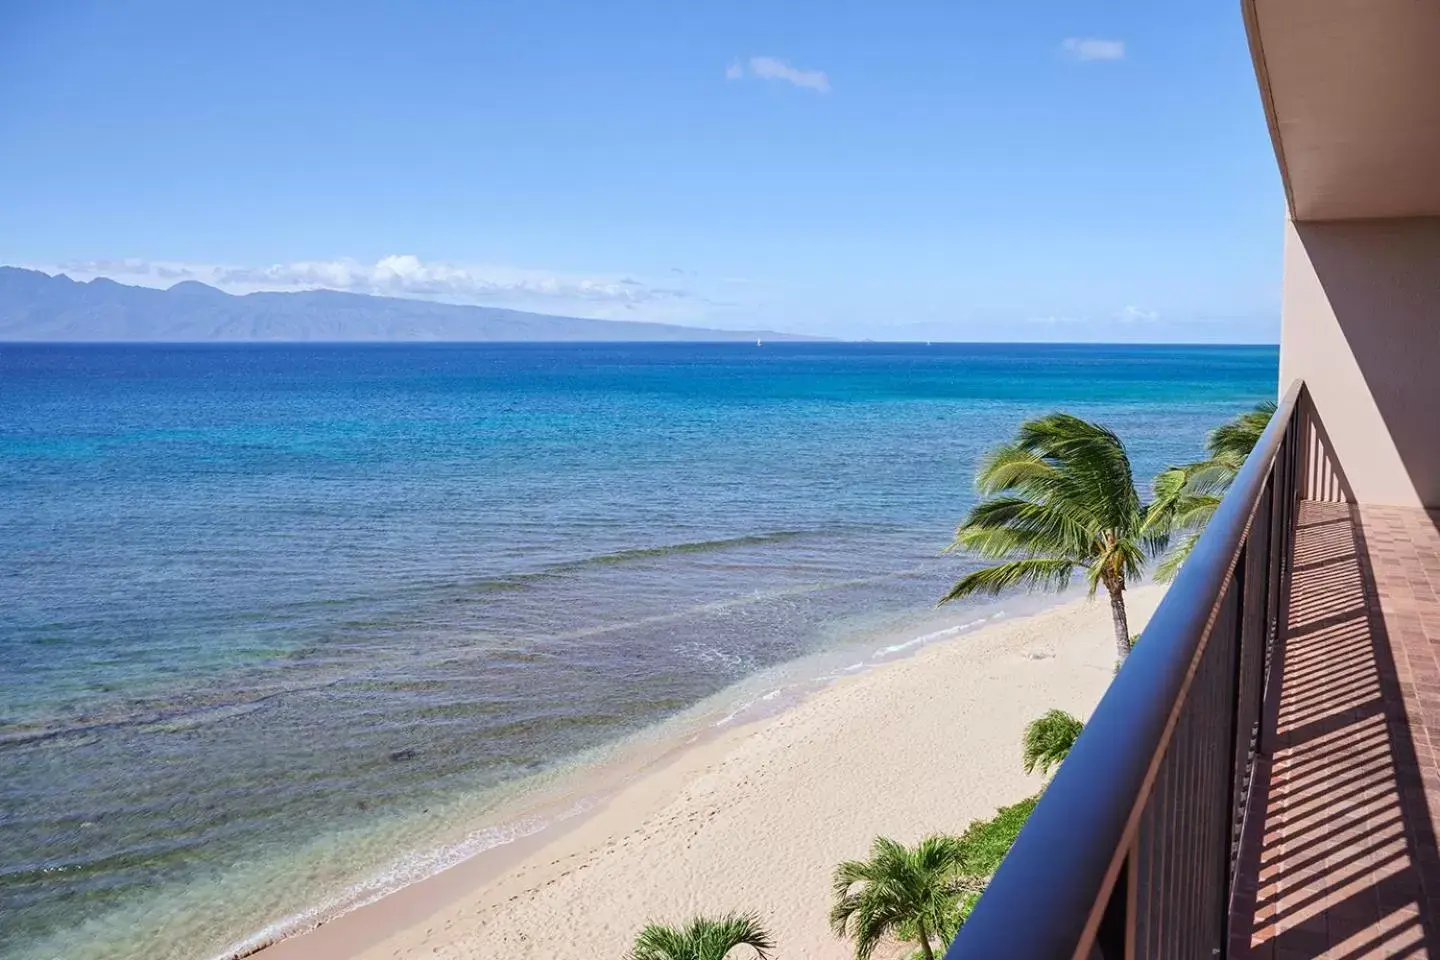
left=0, top=268, right=812, bottom=342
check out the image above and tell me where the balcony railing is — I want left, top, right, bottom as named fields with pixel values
left=948, top=380, right=1308, bottom=959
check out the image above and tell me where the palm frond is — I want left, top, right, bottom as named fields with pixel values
left=1021, top=709, right=1085, bottom=775
left=632, top=914, right=775, bottom=960
left=1168, top=496, right=1221, bottom=532
left=1153, top=530, right=1205, bottom=582
left=1142, top=400, right=1277, bottom=583
left=831, top=835, right=973, bottom=960
left=1142, top=466, right=1194, bottom=534
left=1114, top=537, right=1150, bottom=584
left=1177, top=462, right=1238, bottom=497
left=940, top=558, right=1077, bottom=604
left=1012, top=414, right=1141, bottom=532
left=1207, top=400, right=1276, bottom=465
left=1143, top=462, right=1227, bottom=531
left=947, top=496, right=1097, bottom=562
left=633, top=924, right=692, bottom=960
left=973, top=444, right=1057, bottom=496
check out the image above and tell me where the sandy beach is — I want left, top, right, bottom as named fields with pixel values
left=254, top=584, right=1166, bottom=960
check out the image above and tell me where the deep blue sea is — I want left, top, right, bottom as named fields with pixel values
left=0, top=342, right=1277, bottom=959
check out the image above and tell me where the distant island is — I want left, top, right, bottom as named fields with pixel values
left=0, top=267, right=817, bottom=342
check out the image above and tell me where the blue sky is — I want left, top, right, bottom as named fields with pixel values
left=0, top=0, right=1283, bottom=341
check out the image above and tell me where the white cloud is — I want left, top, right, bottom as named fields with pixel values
left=50, top=255, right=696, bottom=317
left=1061, top=38, right=1125, bottom=62
left=725, top=56, right=830, bottom=93
left=1119, top=305, right=1160, bottom=322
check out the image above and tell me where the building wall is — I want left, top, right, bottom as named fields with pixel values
left=1280, top=217, right=1440, bottom=507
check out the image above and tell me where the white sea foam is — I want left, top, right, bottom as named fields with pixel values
left=873, top=618, right=986, bottom=657
left=714, top=686, right=789, bottom=726
left=714, top=699, right=758, bottom=726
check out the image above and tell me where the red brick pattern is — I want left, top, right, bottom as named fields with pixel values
left=1230, top=501, right=1440, bottom=959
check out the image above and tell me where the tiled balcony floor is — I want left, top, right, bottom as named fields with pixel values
left=1231, top=500, right=1440, bottom=959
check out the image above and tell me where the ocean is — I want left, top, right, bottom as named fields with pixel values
left=0, top=342, right=1277, bottom=959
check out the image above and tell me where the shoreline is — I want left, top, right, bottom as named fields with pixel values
left=249, top=585, right=1166, bottom=960
left=216, top=588, right=1050, bottom=960
left=248, top=707, right=767, bottom=960
left=224, top=589, right=1035, bottom=959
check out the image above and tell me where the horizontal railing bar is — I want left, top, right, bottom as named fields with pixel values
left=947, top=379, right=1305, bottom=959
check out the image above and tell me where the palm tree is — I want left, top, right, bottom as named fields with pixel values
left=630, top=914, right=774, bottom=960
left=941, top=413, right=1156, bottom=661
left=1022, top=709, right=1085, bottom=775
left=1144, top=401, right=1276, bottom=580
left=830, top=835, right=984, bottom=960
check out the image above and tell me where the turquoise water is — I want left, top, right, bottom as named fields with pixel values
left=0, top=342, right=1277, bottom=958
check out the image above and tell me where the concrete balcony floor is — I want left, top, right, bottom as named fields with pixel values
left=1231, top=501, right=1440, bottom=958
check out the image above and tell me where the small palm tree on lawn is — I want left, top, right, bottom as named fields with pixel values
left=1144, top=401, right=1277, bottom=580
left=1022, top=709, right=1085, bottom=776
left=941, top=413, right=1158, bottom=661
left=630, top=914, right=774, bottom=960
left=831, top=836, right=984, bottom=960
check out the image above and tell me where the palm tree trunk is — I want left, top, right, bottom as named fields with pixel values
left=915, top=918, right=936, bottom=960
left=1108, top=583, right=1131, bottom=661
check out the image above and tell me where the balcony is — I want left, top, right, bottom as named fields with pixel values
left=1230, top=500, right=1440, bottom=958
left=947, top=386, right=1440, bottom=959
left=944, top=0, right=1440, bottom=952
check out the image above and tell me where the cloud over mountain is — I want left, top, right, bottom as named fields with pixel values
left=53, top=256, right=688, bottom=310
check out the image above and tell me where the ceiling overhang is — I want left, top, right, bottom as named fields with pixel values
left=1244, top=0, right=1440, bottom=221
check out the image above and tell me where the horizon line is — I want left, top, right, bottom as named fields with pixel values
left=0, top=339, right=1282, bottom=347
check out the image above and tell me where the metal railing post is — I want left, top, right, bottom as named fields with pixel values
left=1221, top=552, right=1247, bottom=956
left=1093, top=845, right=1135, bottom=959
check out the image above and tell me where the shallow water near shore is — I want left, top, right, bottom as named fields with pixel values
left=0, top=342, right=1276, bottom=959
